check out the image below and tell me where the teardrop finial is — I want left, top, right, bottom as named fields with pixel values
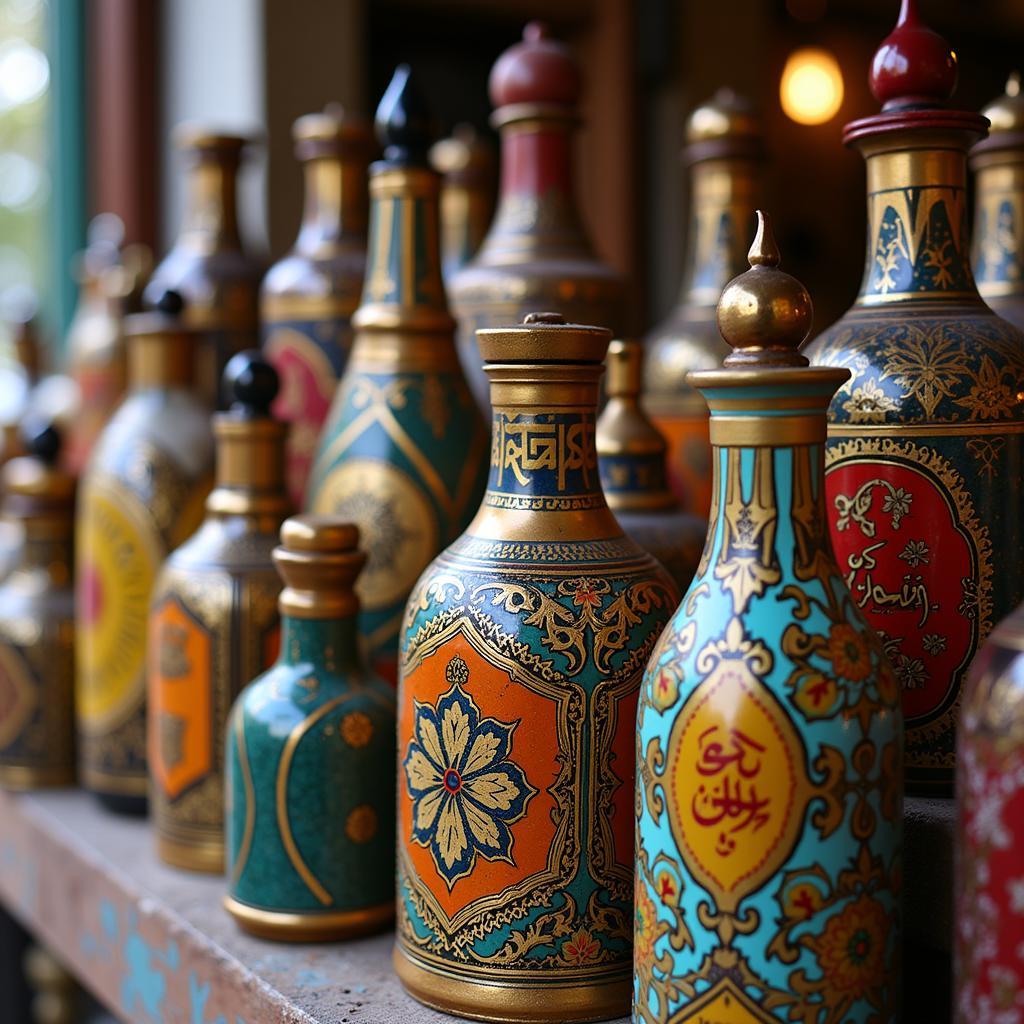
left=23, top=420, right=61, bottom=466
left=222, top=349, right=279, bottom=416
left=870, top=0, right=957, bottom=110
left=375, top=64, right=435, bottom=166
left=716, top=211, right=812, bottom=368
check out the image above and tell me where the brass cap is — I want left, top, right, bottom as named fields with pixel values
left=430, top=123, right=495, bottom=184
left=275, top=515, right=366, bottom=619
left=605, top=338, right=643, bottom=398
left=293, top=102, right=374, bottom=160
left=984, top=72, right=1024, bottom=135
left=125, top=289, right=198, bottom=390
left=477, top=312, right=611, bottom=364
left=686, top=88, right=761, bottom=144
left=2, top=422, right=75, bottom=523
left=173, top=124, right=256, bottom=159
left=715, top=210, right=812, bottom=368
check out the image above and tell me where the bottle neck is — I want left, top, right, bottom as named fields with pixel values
left=296, top=154, right=368, bottom=255
left=856, top=135, right=979, bottom=305
left=680, top=157, right=761, bottom=307
left=128, top=333, right=196, bottom=391
left=597, top=394, right=675, bottom=512
left=440, top=182, right=492, bottom=279
left=278, top=613, right=360, bottom=674
left=181, top=155, right=243, bottom=251
left=971, top=148, right=1024, bottom=301
left=207, top=420, right=289, bottom=519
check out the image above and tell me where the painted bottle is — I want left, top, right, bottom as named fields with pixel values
left=305, top=66, right=488, bottom=681
left=449, top=22, right=626, bottom=414
left=396, top=312, right=678, bottom=1023
left=596, top=339, right=705, bottom=595
left=971, top=72, right=1024, bottom=329
left=75, top=291, right=214, bottom=814
left=636, top=213, right=902, bottom=1023
left=0, top=424, right=76, bottom=789
left=644, top=89, right=764, bottom=516
left=803, top=0, right=1024, bottom=791
left=261, top=105, right=373, bottom=507
left=145, top=128, right=264, bottom=409
left=225, top=515, right=395, bottom=941
left=148, top=351, right=288, bottom=871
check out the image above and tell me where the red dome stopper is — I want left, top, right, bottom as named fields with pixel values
left=870, top=0, right=957, bottom=110
left=489, top=22, right=580, bottom=110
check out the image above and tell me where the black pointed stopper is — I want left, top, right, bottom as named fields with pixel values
left=22, top=420, right=61, bottom=465
left=154, top=288, right=185, bottom=317
left=375, top=64, right=435, bottom=166
left=222, top=349, right=279, bottom=417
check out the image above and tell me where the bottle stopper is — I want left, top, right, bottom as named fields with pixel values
left=716, top=210, right=812, bottom=368
left=3, top=419, right=75, bottom=512
left=477, top=312, right=611, bottom=365
left=430, top=123, right=494, bottom=185
left=973, top=72, right=1024, bottom=156
left=685, top=88, right=765, bottom=163
left=294, top=102, right=373, bottom=160
left=275, top=515, right=366, bottom=619
left=222, top=350, right=279, bottom=417
left=376, top=65, right=435, bottom=167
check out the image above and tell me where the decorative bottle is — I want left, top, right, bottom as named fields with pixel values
left=636, top=212, right=902, bottom=1024
left=396, top=312, right=678, bottom=1023
left=803, top=1, right=1024, bottom=791
left=305, top=66, right=488, bottom=681
left=148, top=351, right=289, bottom=872
left=971, top=72, right=1024, bottom=329
left=145, top=128, right=264, bottom=409
left=225, top=515, right=395, bottom=941
left=0, top=424, right=76, bottom=789
left=644, top=89, right=764, bottom=517
left=261, top=105, right=373, bottom=507
left=596, top=339, right=705, bottom=594
left=430, top=123, right=496, bottom=281
left=75, top=291, right=215, bottom=814
left=449, top=22, right=626, bottom=413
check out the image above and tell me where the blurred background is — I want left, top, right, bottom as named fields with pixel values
left=0, top=0, right=1020, bottom=366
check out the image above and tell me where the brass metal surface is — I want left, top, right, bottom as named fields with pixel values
left=224, top=895, right=394, bottom=943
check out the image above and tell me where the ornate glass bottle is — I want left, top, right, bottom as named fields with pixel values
left=148, top=352, right=288, bottom=872
left=145, top=129, right=264, bottom=408
left=449, top=22, right=626, bottom=413
left=225, top=515, right=395, bottom=941
left=803, top=2, right=1024, bottom=791
left=636, top=213, right=902, bottom=1024
left=0, top=425, right=76, bottom=789
left=644, top=89, right=764, bottom=517
left=596, top=339, right=705, bottom=594
left=262, top=105, right=373, bottom=506
left=430, top=123, right=496, bottom=282
left=971, top=73, right=1024, bottom=329
left=75, top=291, right=215, bottom=813
left=396, top=313, right=678, bottom=1023
left=305, top=67, right=488, bottom=681
left=955, top=597, right=1024, bottom=1020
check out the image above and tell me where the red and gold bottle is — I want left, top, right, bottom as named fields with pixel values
left=145, top=128, right=264, bottom=408
left=971, top=72, right=1024, bottom=329
left=596, top=339, right=705, bottom=594
left=0, top=424, right=76, bottom=789
left=262, top=105, right=373, bottom=506
left=148, top=351, right=288, bottom=871
left=804, top=1, right=1024, bottom=790
left=644, top=89, right=764, bottom=517
left=75, top=291, right=215, bottom=813
left=449, top=22, right=626, bottom=412
left=430, top=123, right=496, bottom=282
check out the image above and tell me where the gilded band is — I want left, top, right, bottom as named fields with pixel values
left=223, top=896, right=394, bottom=943
left=709, top=414, right=827, bottom=447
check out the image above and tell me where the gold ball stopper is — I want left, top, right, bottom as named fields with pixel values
left=716, top=210, right=812, bottom=368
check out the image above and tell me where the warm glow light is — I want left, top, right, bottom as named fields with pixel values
left=780, top=47, right=844, bottom=125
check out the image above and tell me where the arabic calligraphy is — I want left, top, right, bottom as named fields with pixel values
left=844, top=542, right=937, bottom=627
left=490, top=413, right=597, bottom=493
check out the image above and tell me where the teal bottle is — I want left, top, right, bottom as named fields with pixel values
left=305, top=66, right=488, bottom=682
left=225, top=516, right=395, bottom=941
left=635, top=214, right=902, bottom=1023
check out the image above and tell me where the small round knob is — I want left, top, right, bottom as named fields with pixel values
left=489, top=22, right=580, bottom=110
left=280, top=515, right=360, bottom=553
left=376, top=64, right=435, bottom=165
left=686, top=88, right=761, bottom=144
left=154, top=288, right=185, bottom=317
left=716, top=210, right=812, bottom=367
left=22, top=421, right=61, bottom=466
left=870, top=0, right=957, bottom=110
left=605, top=339, right=643, bottom=398
left=522, top=311, right=566, bottom=325
left=982, top=71, right=1024, bottom=135
left=222, top=350, right=279, bottom=416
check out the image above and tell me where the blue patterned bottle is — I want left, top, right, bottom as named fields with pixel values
left=635, top=213, right=902, bottom=1023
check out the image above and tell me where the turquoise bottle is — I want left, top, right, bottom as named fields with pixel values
left=635, top=214, right=902, bottom=1023
left=225, top=516, right=395, bottom=941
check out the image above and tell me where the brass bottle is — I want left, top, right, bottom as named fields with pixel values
left=305, top=66, right=489, bottom=681
left=75, top=291, right=215, bottom=813
left=262, top=105, right=373, bottom=507
left=804, top=2, right=1024, bottom=790
left=430, top=123, right=496, bottom=281
left=0, top=424, right=76, bottom=789
left=971, top=72, right=1024, bottom=328
left=148, top=351, right=289, bottom=872
left=596, top=339, right=705, bottom=594
left=145, top=128, right=264, bottom=408
left=450, top=22, right=626, bottom=413
left=644, top=89, right=764, bottom=517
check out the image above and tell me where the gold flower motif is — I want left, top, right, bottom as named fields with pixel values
left=842, top=379, right=898, bottom=424
left=341, top=711, right=374, bottom=748
left=345, top=804, right=378, bottom=844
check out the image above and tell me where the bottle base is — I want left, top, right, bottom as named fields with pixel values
left=157, top=833, right=224, bottom=874
left=0, top=765, right=76, bottom=790
left=392, top=943, right=630, bottom=1023
left=94, top=791, right=148, bottom=816
left=223, top=895, right=394, bottom=942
